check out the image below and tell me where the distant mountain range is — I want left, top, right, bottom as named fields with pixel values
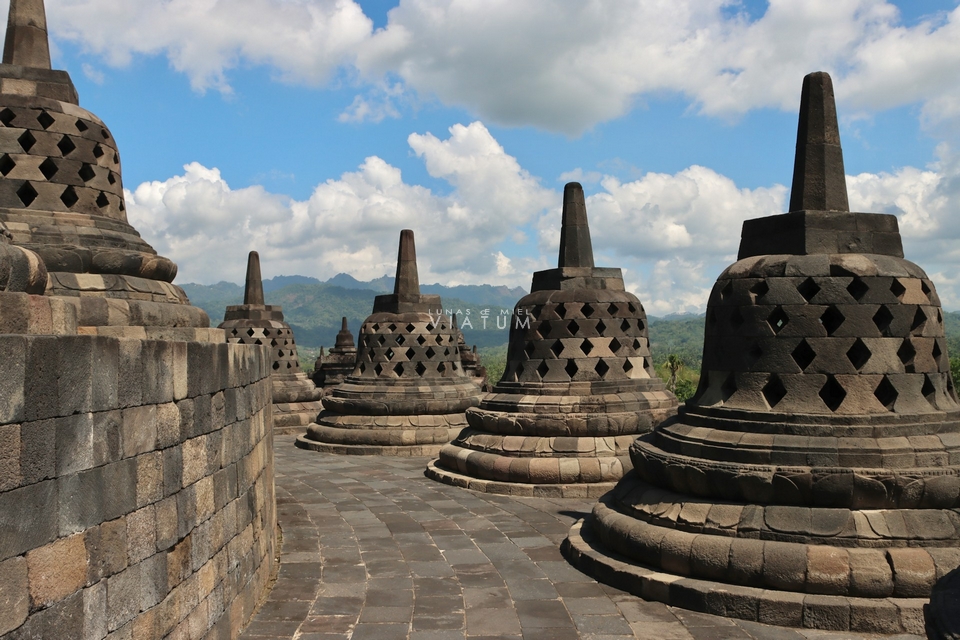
left=181, top=274, right=960, bottom=368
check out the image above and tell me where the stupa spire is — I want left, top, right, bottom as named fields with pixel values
left=788, top=71, right=849, bottom=212
left=558, top=182, right=594, bottom=268
left=394, top=229, right=421, bottom=296
left=243, top=251, right=265, bottom=306
left=3, top=0, right=52, bottom=68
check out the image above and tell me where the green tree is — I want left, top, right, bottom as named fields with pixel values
left=665, top=354, right=683, bottom=393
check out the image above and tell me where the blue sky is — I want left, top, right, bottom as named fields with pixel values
left=31, top=0, right=960, bottom=313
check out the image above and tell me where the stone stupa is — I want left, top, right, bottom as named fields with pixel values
left=562, top=72, right=960, bottom=635
left=312, top=316, right=357, bottom=388
left=297, top=229, right=483, bottom=455
left=219, top=251, right=323, bottom=432
left=427, top=183, right=678, bottom=497
left=0, top=0, right=206, bottom=329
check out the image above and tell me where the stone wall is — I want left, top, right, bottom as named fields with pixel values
left=0, top=306, right=277, bottom=640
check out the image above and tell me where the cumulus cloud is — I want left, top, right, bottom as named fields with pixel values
left=127, top=122, right=553, bottom=286
left=35, top=0, right=960, bottom=132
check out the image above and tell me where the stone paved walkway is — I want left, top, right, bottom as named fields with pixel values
left=239, top=436, right=924, bottom=640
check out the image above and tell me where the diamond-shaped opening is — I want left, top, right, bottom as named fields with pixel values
left=565, top=360, right=579, bottom=378
left=934, top=340, right=943, bottom=360
left=377, top=335, right=386, bottom=345
left=425, top=346, right=437, bottom=359
left=18, top=130, right=36, bottom=152
left=633, top=339, right=642, bottom=350
left=0, top=154, right=16, bottom=176
left=374, top=364, right=383, bottom=375
left=720, top=280, right=733, bottom=300
left=890, top=279, right=907, bottom=300
left=387, top=323, right=397, bottom=332
left=581, top=339, right=594, bottom=356
left=277, top=349, right=285, bottom=358
left=767, top=306, right=789, bottom=334
left=107, top=173, right=116, bottom=186
left=230, top=329, right=238, bottom=336
left=555, top=303, right=567, bottom=319
left=405, top=348, right=416, bottom=360
left=582, top=303, right=595, bottom=317
left=372, top=323, right=380, bottom=331
left=118, top=201, right=124, bottom=212
left=76, top=119, right=88, bottom=132
left=721, top=373, right=737, bottom=401
left=254, top=339, right=262, bottom=345
left=38, top=157, right=60, bottom=179
left=246, top=328, right=255, bottom=337
left=628, top=303, right=637, bottom=314
left=385, top=348, right=394, bottom=360
left=78, top=163, right=95, bottom=182
left=762, top=374, right=787, bottom=408
left=523, top=342, right=535, bottom=358
left=537, top=360, right=549, bottom=380
left=16, top=182, right=37, bottom=206
left=749, top=280, right=769, bottom=302
left=60, top=187, right=80, bottom=209
left=416, top=334, right=426, bottom=345
left=272, top=361, right=279, bottom=370
left=638, top=318, right=645, bottom=331
left=550, top=340, right=564, bottom=357
left=435, top=335, right=443, bottom=345
left=396, top=335, right=405, bottom=346
left=567, top=319, right=580, bottom=335
left=748, top=343, right=763, bottom=364
left=819, top=375, right=847, bottom=411
left=415, top=362, right=427, bottom=376
left=847, top=277, right=869, bottom=301
left=922, top=280, right=932, bottom=296
left=539, top=320, right=552, bottom=337
left=269, top=339, right=278, bottom=348
left=820, top=305, right=845, bottom=336
left=595, top=359, right=609, bottom=377
left=923, top=374, right=937, bottom=406
left=263, top=329, right=272, bottom=337
left=846, top=338, right=872, bottom=371
left=358, top=363, right=366, bottom=374
left=938, top=309, right=944, bottom=325
left=0, top=108, right=15, bottom=126
left=874, top=376, right=898, bottom=411
left=610, top=337, right=622, bottom=353
left=911, top=307, right=927, bottom=333
left=623, top=359, right=633, bottom=373
left=393, top=363, right=404, bottom=376
left=620, top=319, right=631, bottom=332
left=897, top=339, right=916, bottom=372
left=92, top=143, right=104, bottom=158
left=37, top=111, right=55, bottom=129
left=452, top=362, right=459, bottom=371
left=730, top=307, right=745, bottom=329
left=608, top=303, right=619, bottom=316
left=406, top=323, right=415, bottom=332
left=792, top=339, right=816, bottom=371
left=113, top=153, right=119, bottom=164
left=797, top=277, right=821, bottom=302
left=57, top=135, right=76, bottom=156
left=101, top=129, right=110, bottom=139
left=596, top=319, right=606, bottom=333
left=873, top=305, right=894, bottom=335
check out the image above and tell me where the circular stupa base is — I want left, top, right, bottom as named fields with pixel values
left=272, top=401, right=324, bottom=435
left=425, top=459, right=617, bottom=498
left=295, top=435, right=448, bottom=457
left=296, top=413, right=468, bottom=456
left=562, top=519, right=926, bottom=635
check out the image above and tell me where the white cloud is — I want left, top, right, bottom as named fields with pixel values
left=37, top=1, right=960, bottom=132
left=127, top=122, right=552, bottom=287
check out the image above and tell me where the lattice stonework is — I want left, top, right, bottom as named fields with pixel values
left=502, top=299, right=656, bottom=384
left=0, top=106, right=125, bottom=220
left=695, top=264, right=957, bottom=415
left=225, top=324, right=302, bottom=373
left=353, top=317, right=463, bottom=380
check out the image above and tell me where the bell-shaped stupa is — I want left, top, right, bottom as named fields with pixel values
left=219, top=251, right=323, bottom=432
left=0, top=0, right=206, bottom=328
left=427, top=183, right=678, bottom=497
left=562, top=72, right=960, bottom=635
left=312, top=316, right=358, bottom=388
left=297, top=230, right=483, bottom=455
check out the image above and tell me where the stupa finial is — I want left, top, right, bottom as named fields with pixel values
left=788, top=71, right=849, bottom=212
left=558, top=182, right=594, bottom=268
left=243, top=251, right=265, bottom=306
left=394, top=229, right=421, bottom=297
left=3, top=0, right=52, bottom=69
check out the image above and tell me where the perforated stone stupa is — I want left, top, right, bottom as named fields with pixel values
left=297, top=229, right=483, bottom=455
left=562, top=72, right=960, bottom=634
left=0, top=0, right=206, bottom=329
left=219, top=251, right=323, bottom=432
left=426, top=183, right=678, bottom=497
left=312, top=316, right=357, bottom=388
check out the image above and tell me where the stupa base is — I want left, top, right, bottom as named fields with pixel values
left=296, top=413, right=468, bottom=456
left=272, top=401, right=324, bottom=434
left=425, top=459, right=617, bottom=498
left=295, top=435, right=448, bottom=457
left=562, top=519, right=926, bottom=635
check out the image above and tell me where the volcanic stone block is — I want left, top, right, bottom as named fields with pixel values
left=563, top=72, right=960, bottom=633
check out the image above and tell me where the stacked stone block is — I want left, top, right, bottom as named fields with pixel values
left=427, top=183, right=677, bottom=497
left=0, top=316, right=276, bottom=639
left=297, top=229, right=482, bottom=455
left=219, top=251, right=323, bottom=434
left=561, top=72, right=959, bottom=634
